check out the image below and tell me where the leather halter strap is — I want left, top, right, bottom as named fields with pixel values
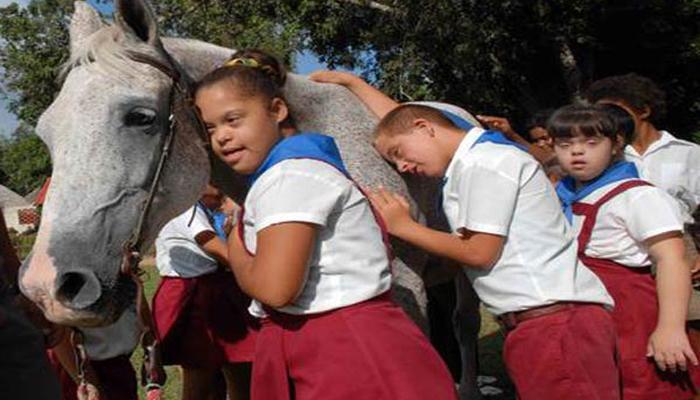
left=120, top=49, right=208, bottom=262
left=117, top=48, right=206, bottom=397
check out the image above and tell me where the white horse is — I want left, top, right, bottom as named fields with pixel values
left=19, top=0, right=478, bottom=333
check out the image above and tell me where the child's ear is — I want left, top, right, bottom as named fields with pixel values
left=639, top=106, right=652, bottom=121
left=270, top=97, right=289, bottom=124
left=612, top=133, right=625, bottom=155
left=414, top=118, right=435, bottom=137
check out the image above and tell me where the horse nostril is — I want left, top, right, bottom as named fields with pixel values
left=55, top=270, right=102, bottom=310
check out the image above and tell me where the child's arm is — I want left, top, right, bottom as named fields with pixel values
left=309, top=70, right=399, bottom=119
left=476, top=115, right=555, bottom=166
left=368, top=188, right=504, bottom=270
left=227, top=222, right=316, bottom=308
left=195, top=230, right=229, bottom=266
left=646, top=231, right=699, bottom=372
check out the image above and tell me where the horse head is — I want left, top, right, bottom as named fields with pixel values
left=19, top=0, right=213, bottom=326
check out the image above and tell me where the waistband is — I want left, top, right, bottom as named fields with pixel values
left=262, top=291, right=393, bottom=326
left=497, top=301, right=604, bottom=332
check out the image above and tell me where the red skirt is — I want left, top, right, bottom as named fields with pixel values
left=152, top=270, right=259, bottom=368
left=251, top=293, right=457, bottom=400
left=584, top=257, right=700, bottom=400
left=503, top=303, right=620, bottom=400
left=47, top=350, right=136, bottom=400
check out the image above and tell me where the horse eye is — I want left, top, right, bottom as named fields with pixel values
left=124, top=107, right=157, bottom=128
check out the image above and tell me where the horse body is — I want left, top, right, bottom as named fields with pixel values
left=19, top=0, right=468, bottom=332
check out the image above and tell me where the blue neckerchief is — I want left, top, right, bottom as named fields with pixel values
left=248, top=133, right=349, bottom=186
left=556, top=161, right=640, bottom=222
left=472, top=130, right=529, bottom=151
left=438, top=110, right=528, bottom=151
left=196, top=201, right=227, bottom=239
left=433, top=110, right=527, bottom=218
left=211, top=211, right=228, bottom=239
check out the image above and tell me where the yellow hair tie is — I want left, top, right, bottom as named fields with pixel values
left=225, top=58, right=260, bottom=68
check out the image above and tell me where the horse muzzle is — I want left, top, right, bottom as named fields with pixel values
left=19, top=253, right=133, bottom=327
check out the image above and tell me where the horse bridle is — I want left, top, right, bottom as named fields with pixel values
left=72, top=48, right=210, bottom=398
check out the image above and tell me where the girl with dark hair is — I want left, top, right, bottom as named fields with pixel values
left=194, top=50, right=457, bottom=400
left=551, top=103, right=700, bottom=400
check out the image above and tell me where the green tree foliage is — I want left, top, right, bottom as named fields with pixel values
left=278, top=0, right=700, bottom=138
left=0, top=124, right=51, bottom=194
left=0, top=0, right=72, bottom=127
left=102, top=0, right=304, bottom=67
left=2, top=0, right=699, bottom=139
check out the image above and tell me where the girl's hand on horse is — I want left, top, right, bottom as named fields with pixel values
left=647, top=326, right=699, bottom=373
left=309, top=70, right=362, bottom=88
left=367, top=187, right=415, bottom=237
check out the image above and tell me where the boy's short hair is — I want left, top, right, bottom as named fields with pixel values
left=547, top=103, right=631, bottom=144
left=583, top=73, right=667, bottom=124
left=375, top=104, right=458, bottom=137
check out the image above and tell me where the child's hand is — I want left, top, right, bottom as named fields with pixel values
left=308, top=70, right=360, bottom=87
left=366, top=187, right=415, bottom=236
left=476, top=115, right=516, bottom=138
left=647, top=326, right=699, bottom=372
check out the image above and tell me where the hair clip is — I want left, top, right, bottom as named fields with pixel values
left=224, top=58, right=260, bottom=68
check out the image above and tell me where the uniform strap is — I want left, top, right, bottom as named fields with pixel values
left=573, top=179, right=652, bottom=255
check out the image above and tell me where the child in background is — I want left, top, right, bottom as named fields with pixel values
left=584, top=73, right=700, bottom=281
left=194, top=49, right=457, bottom=400
left=551, top=103, right=700, bottom=399
left=152, top=185, right=256, bottom=400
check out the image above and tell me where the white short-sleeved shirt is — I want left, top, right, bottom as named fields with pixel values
left=242, top=159, right=392, bottom=317
left=80, top=307, right=140, bottom=360
left=155, top=206, right=219, bottom=278
left=572, top=179, right=684, bottom=266
left=624, top=131, right=700, bottom=224
left=442, top=128, right=613, bottom=315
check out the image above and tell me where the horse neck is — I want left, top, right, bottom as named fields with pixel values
left=161, top=37, right=233, bottom=81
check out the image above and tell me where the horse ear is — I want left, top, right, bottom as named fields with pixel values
left=69, top=2, right=104, bottom=55
left=114, top=0, right=160, bottom=46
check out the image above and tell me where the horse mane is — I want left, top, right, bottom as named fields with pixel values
left=60, top=25, right=162, bottom=82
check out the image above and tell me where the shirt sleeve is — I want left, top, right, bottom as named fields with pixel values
left=624, top=187, right=684, bottom=242
left=251, top=161, right=351, bottom=233
left=455, top=163, right=518, bottom=236
left=175, top=207, right=215, bottom=241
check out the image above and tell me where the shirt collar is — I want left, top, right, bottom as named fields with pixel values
left=624, top=130, right=687, bottom=158
left=444, top=127, right=484, bottom=180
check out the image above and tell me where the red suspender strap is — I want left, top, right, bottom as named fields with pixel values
left=572, top=180, right=653, bottom=254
